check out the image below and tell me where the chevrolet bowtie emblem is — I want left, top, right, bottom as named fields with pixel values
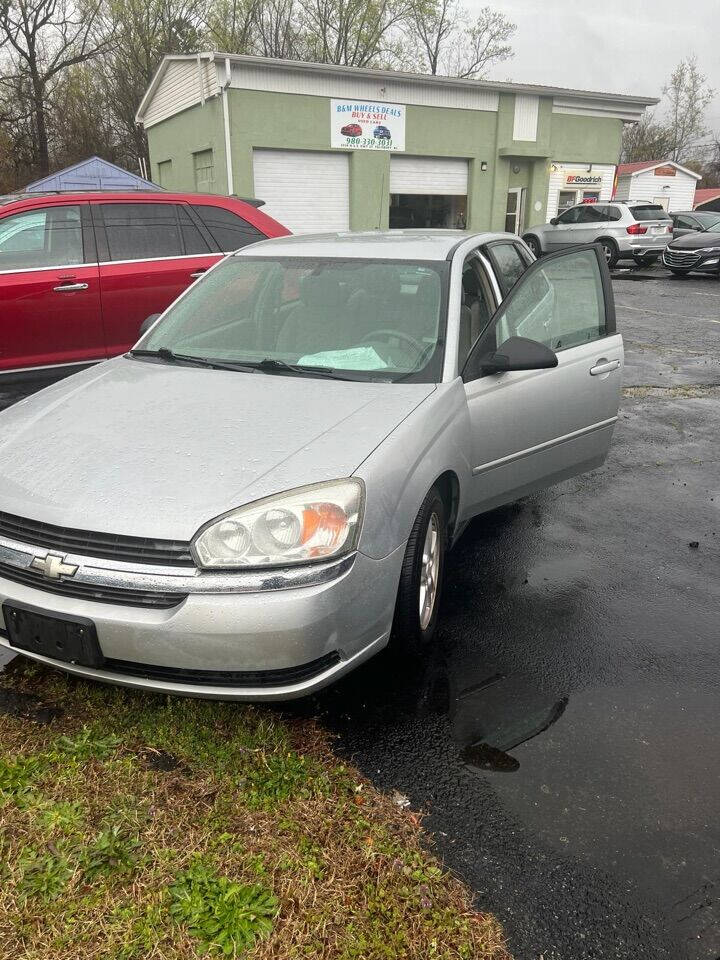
left=30, top=553, right=79, bottom=580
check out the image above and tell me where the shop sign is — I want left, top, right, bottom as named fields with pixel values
left=654, top=165, right=676, bottom=176
left=564, top=171, right=603, bottom=187
left=330, top=99, right=405, bottom=151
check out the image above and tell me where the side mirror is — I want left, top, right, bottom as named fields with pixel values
left=549, top=217, right=559, bottom=225
left=480, top=336, right=558, bottom=374
left=140, top=313, right=161, bottom=337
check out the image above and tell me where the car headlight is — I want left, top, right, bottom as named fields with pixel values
left=699, top=246, right=720, bottom=254
left=192, top=479, right=365, bottom=569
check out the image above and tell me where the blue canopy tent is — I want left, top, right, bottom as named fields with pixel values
left=25, top=156, right=161, bottom=192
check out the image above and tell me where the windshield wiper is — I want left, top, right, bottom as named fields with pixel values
left=128, top=348, right=256, bottom=373
left=245, top=358, right=362, bottom=381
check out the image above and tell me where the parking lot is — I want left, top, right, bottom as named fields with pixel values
left=1, top=268, right=719, bottom=960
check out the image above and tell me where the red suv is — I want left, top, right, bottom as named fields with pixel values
left=0, top=192, right=289, bottom=374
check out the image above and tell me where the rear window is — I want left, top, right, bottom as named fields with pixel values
left=631, top=205, right=671, bottom=221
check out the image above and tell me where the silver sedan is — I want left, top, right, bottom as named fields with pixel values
left=0, top=231, right=623, bottom=699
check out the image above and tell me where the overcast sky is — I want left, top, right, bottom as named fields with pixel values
left=477, top=0, right=720, bottom=133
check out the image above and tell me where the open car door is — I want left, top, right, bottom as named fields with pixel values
left=462, top=244, right=623, bottom=515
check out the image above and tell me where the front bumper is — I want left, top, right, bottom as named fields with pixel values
left=0, top=546, right=405, bottom=700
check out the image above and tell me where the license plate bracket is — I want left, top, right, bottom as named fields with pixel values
left=2, top=602, right=104, bottom=668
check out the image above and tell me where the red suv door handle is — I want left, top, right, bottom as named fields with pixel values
left=190, top=269, right=207, bottom=279
left=54, top=281, right=89, bottom=292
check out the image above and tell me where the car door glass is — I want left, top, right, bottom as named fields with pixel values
left=100, top=203, right=183, bottom=261
left=0, top=205, right=83, bottom=270
left=490, top=243, right=527, bottom=295
left=675, top=215, right=698, bottom=230
left=557, top=207, right=582, bottom=225
left=494, top=248, right=606, bottom=354
left=192, top=205, right=266, bottom=252
left=459, top=254, right=493, bottom=367
left=177, top=205, right=212, bottom=254
left=577, top=205, right=605, bottom=223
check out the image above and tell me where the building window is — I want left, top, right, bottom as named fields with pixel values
left=389, top=194, right=467, bottom=229
left=557, top=190, right=577, bottom=213
left=193, top=149, right=215, bottom=192
left=157, top=159, right=172, bottom=188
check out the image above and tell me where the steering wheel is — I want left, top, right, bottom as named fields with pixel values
left=361, top=328, right=425, bottom=361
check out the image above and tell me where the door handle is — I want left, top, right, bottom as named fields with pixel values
left=53, top=282, right=88, bottom=292
left=590, top=358, right=620, bottom=376
left=190, top=269, right=207, bottom=279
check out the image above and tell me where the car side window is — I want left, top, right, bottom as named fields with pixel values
left=177, top=205, right=212, bottom=255
left=0, top=205, right=83, bottom=271
left=494, top=248, right=606, bottom=353
left=577, top=205, right=606, bottom=223
left=192, top=205, right=266, bottom=252
left=605, top=206, right=622, bottom=222
left=458, top=254, right=494, bottom=368
left=489, top=242, right=527, bottom=296
left=556, top=206, right=582, bottom=225
left=100, top=203, right=183, bottom=261
left=675, top=215, right=698, bottom=230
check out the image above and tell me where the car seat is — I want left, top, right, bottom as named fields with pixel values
left=277, top=272, right=351, bottom=354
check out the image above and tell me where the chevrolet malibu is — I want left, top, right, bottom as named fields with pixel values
left=0, top=232, right=623, bottom=700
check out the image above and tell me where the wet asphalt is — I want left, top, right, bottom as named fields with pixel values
left=1, top=269, right=718, bottom=960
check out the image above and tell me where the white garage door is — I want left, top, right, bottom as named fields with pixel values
left=253, top=149, right=349, bottom=234
left=390, top=156, right=468, bottom=195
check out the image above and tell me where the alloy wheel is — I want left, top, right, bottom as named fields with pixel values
left=419, top=512, right=441, bottom=630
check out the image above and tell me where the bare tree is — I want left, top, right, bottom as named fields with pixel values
left=205, top=0, right=257, bottom=53
left=0, top=0, right=110, bottom=176
left=405, top=0, right=514, bottom=78
left=253, top=0, right=301, bottom=59
left=620, top=114, right=672, bottom=163
left=664, top=56, right=714, bottom=162
left=298, top=0, right=412, bottom=68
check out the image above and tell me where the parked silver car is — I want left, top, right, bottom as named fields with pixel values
left=0, top=231, right=623, bottom=700
left=524, top=201, right=673, bottom=267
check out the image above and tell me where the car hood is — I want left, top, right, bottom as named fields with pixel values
left=668, top=230, right=720, bottom=250
left=0, top=358, right=435, bottom=541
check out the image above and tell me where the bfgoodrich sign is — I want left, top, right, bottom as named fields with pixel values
left=330, top=99, right=405, bottom=151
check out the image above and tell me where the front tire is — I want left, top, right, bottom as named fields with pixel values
left=523, top=235, right=542, bottom=258
left=392, top=486, right=447, bottom=652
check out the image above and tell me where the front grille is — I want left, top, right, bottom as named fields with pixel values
left=664, top=248, right=701, bottom=268
left=105, top=651, right=342, bottom=687
left=0, top=511, right=193, bottom=567
left=0, top=562, right=186, bottom=609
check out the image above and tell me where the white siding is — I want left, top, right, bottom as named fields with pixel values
left=230, top=62, right=499, bottom=113
left=622, top=169, right=698, bottom=212
left=545, top=162, right=616, bottom=221
left=253, top=149, right=349, bottom=233
left=513, top=94, right=539, bottom=141
left=389, top=156, right=468, bottom=195
left=614, top=175, right=632, bottom=202
left=143, top=59, right=219, bottom=128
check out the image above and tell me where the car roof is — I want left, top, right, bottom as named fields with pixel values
left=0, top=191, right=265, bottom=210
left=234, top=230, right=512, bottom=261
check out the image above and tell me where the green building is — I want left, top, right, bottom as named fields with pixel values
left=136, top=53, right=657, bottom=236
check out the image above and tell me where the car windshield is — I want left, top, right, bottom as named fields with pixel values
left=138, top=256, right=448, bottom=382
left=692, top=211, right=720, bottom=230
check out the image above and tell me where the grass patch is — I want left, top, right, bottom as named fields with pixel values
left=0, top=661, right=508, bottom=959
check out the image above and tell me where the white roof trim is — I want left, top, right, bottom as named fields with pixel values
left=619, top=160, right=703, bottom=180
left=137, top=52, right=659, bottom=126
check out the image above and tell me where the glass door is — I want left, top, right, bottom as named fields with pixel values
left=505, top=188, right=525, bottom=234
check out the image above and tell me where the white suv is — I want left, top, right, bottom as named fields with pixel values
left=524, top=201, right=673, bottom=268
